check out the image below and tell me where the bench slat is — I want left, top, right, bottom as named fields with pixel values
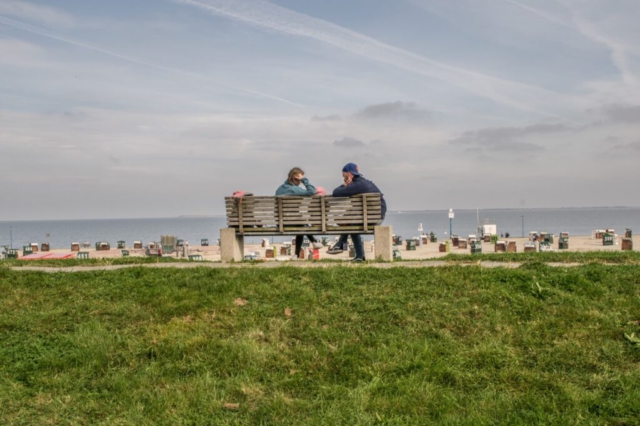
left=226, top=204, right=381, bottom=214
left=224, top=195, right=379, bottom=200
left=227, top=214, right=382, bottom=221
left=227, top=211, right=383, bottom=218
left=224, top=198, right=381, bottom=204
left=226, top=201, right=381, bottom=209
left=227, top=219, right=382, bottom=227
left=234, top=227, right=378, bottom=235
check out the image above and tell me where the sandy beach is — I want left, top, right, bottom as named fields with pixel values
left=10, top=233, right=637, bottom=262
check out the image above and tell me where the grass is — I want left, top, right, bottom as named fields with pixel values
left=1, top=264, right=640, bottom=424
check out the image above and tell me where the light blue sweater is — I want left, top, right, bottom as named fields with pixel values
left=275, top=177, right=316, bottom=196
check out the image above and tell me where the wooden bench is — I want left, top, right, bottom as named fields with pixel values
left=221, top=194, right=392, bottom=262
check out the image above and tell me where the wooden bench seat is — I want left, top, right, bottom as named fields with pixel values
left=221, top=194, right=392, bottom=261
left=225, top=194, right=382, bottom=235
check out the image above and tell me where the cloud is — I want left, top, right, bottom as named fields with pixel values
left=0, top=37, right=45, bottom=66
left=0, top=0, right=74, bottom=28
left=311, top=114, right=342, bottom=122
left=452, top=123, right=568, bottom=144
left=354, top=101, right=429, bottom=121
left=333, top=137, right=366, bottom=148
left=610, top=140, right=640, bottom=152
left=172, top=0, right=574, bottom=116
left=602, top=104, right=640, bottom=123
left=450, top=122, right=571, bottom=153
left=107, top=155, right=122, bottom=165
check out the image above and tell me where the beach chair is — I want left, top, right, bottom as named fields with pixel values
left=539, top=242, right=552, bottom=252
left=121, top=250, right=130, bottom=257
left=558, top=237, right=569, bottom=250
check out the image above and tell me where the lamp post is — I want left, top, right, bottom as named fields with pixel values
left=10, top=226, right=13, bottom=249
left=521, top=216, right=524, bottom=238
left=449, top=209, right=454, bottom=238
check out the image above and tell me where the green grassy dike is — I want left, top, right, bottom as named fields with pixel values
left=1, top=264, right=639, bottom=425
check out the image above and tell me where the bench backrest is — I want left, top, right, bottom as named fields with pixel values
left=225, top=194, right=382, bottom=236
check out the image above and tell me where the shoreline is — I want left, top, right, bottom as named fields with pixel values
left=6, top=234, right=636, bottom=262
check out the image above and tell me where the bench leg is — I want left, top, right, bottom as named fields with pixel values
left=374, top=225, right=393, bottom=261
left=220, top=228, right=244, bottom=262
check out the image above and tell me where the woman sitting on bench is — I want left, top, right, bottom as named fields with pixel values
left=275, top=167, right=324, bottom=258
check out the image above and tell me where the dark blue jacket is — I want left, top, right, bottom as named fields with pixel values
left=332, top=175, right=387, bottom=220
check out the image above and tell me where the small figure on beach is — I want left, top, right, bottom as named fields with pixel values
left=326, top=163, right=387, bottom=262
left=275, top=167, right=324, bottom=258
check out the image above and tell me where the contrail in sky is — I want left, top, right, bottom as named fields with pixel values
left=504, top=0, right=572, bottom=29
left=174, top=0, right=578, bottom=117
left=0, top=15, right=304, bottom=107
left=504, top=0, right=638, bottom=85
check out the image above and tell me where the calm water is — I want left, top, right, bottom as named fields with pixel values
left=1, top=208, right=638, bottom=249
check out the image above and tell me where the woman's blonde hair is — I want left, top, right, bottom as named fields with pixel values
left=287, top=167, right=304, bottom=185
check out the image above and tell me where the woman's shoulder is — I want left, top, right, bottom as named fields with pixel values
left=276, top=182, right=297, bottom=195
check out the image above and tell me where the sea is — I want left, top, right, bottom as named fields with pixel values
left=1, top=207, right=638, bottom=249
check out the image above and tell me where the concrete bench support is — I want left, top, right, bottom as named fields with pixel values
left=374, top=225, right=393, bottom=261
left=220, top=228, right=244, bottom=262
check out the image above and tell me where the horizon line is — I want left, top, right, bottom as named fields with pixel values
left=1, top=205, right=639, bottom=223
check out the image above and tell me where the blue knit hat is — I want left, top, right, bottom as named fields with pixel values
left=342, top=163, right=361, bottom=176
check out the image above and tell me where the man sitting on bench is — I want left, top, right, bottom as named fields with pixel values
left=326, top=163, right=387, bottom=262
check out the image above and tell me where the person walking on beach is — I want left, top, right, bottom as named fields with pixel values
left=326, top=163, right=387, bottom=262
left=275, top=167, right=324, bottom=258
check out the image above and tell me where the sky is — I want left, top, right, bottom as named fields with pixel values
left=1, top=0, right=639, bottom=220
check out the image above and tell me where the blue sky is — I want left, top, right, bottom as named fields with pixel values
left=1, top=0, right=639, bottom=220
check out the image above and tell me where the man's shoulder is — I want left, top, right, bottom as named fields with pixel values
left=355, top=177, right=380, bottom=191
